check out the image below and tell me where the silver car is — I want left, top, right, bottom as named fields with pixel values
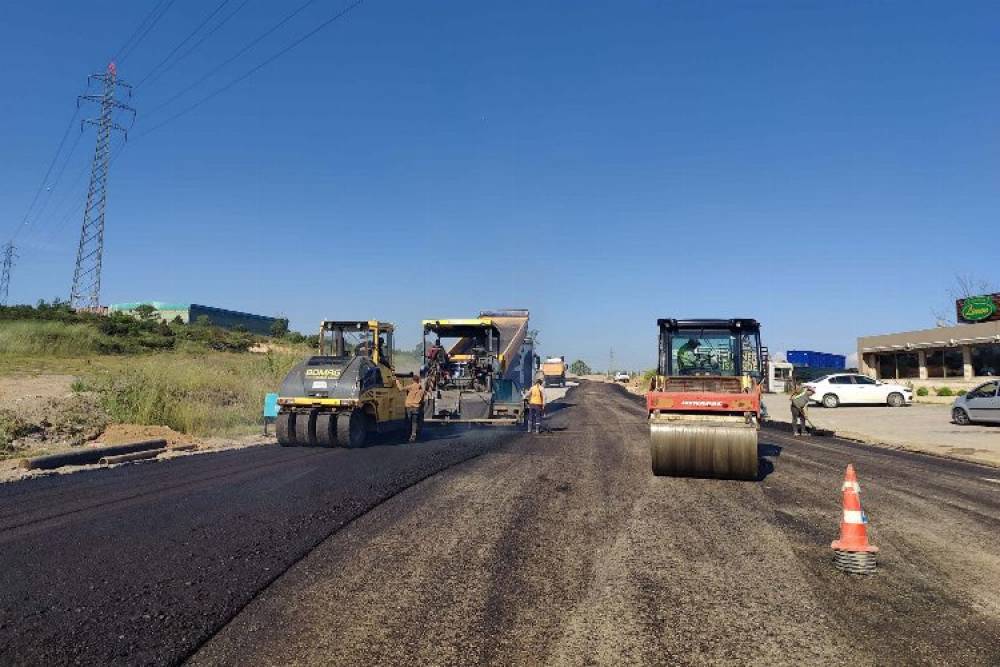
left=952, top=380, right=1000, bottom=425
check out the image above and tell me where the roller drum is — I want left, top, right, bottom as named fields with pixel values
left=650, top=421, right=758, bottom=480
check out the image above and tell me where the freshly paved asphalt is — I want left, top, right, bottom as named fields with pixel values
left=2, top=381, right=999, bottom=666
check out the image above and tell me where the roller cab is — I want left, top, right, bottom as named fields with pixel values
left=647, top=318, right=764, bottom=480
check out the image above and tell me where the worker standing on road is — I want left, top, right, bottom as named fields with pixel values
left=790, top=384, right=814, bottom=436
left=405, top=376, right=427, bottom=442
left=525, top=378, right=545, bottom=434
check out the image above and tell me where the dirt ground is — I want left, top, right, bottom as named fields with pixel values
left=0, top=373, right=271, bottom=483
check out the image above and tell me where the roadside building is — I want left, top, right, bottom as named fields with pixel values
left=767, top=359, right=794, bottom=393
left=109, top=301, right=278, bottom=335
left=858, top=319, right=1000, bottom=387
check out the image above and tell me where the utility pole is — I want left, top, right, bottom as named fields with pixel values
left=0, top=241, right=15, bottom=306
left=70, top=62, right=134, bottom=310
left=609, top=346, right=614, bottom=378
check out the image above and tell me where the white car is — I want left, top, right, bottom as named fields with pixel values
left=614, top=372, right=630, bottom=383
left=803, top=373, right=913, bottom=408
left=952, top=380, right=1000, bottom=425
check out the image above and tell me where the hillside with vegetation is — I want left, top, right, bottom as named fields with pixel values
left=0, top=302, right=311, bottom=459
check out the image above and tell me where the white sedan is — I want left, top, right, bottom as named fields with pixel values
left=803, top=373, right=913, bottom=408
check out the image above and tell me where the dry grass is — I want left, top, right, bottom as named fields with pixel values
left=81, top=351, right=302, bottom=437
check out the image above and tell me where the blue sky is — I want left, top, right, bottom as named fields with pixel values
left=1, top=1, right=997, bottom=369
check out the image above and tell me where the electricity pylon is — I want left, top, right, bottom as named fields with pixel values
left=69, top=62, right=134, bottom=310
left=0, top=241, right=15, bottom=306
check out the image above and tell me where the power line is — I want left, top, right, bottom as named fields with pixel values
left=7, top=107, right=80, bottom=242
left=137, top=0, right=252, bottom=91
left=140, top=0, right=366, bottom=138
left=144, top=0, right=329, bottom=119
left=135, top=0, right=232, bottom=89
left=18, top=127, right=85, bottom=244
left=115, top=0, right=179, bottom=65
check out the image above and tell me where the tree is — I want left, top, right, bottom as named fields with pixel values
left=569, top=359, right=592, bottom=376
left=133, top=304, right=159, bottom=322
left=269, top=318, right=290, bottom=338
left=932, top=274, right=998, bottom=326
left=194, top=314, right=212, bottom=327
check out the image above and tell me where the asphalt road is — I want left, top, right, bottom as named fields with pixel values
left=2, top=381, right=999, bottom=665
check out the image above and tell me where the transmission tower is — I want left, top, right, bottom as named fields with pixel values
left=69, top=62, right=135, bottom=310
left=1, top=241, right=15, bottom=306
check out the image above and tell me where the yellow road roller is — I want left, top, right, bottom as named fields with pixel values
left=275, top=320, right=409, bottom=448
left=646, top=318, right=764, bottom=480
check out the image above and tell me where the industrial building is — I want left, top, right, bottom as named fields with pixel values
left=109, top=302, right=279, bottom=335
left=858, top=319, right=1000, bottom=385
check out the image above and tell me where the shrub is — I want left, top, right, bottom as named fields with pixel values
left=0, top=410, right=31, bottom=455
left=0, top=321, right=107, bottom=356
left=957, top=389, right=967, bottom=396
left=916, top=387, right=929, bottom=396
left=85, top=351, right=301, bottom=436
left=936, top=387, right=954, bottom=397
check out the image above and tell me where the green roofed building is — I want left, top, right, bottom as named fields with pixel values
left=109, top=302, right=279, bottom=335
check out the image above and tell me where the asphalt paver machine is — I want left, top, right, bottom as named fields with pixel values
left=646, top=318, right=764, bottom=480
left=422, top=310, right=534, bottom=424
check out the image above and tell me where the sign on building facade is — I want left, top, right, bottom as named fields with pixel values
left=956, top=293, right=1000, bottom=324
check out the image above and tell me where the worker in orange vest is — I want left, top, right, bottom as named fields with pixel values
left=525, top=378, right=545, bottom=434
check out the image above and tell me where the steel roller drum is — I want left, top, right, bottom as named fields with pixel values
left=650, top=420, right=759, bottom=480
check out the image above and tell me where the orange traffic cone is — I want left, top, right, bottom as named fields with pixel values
left=842, top=463, right=860, bottom=494
left=831, top=465, right=877, bottom=574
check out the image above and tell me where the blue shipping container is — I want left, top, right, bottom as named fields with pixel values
left=787, top=350, right=846, bottom=370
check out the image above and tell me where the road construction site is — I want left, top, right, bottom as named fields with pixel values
left=0, top=381, right=997, bottom=666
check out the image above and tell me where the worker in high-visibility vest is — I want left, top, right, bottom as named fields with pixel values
left=525, top=378, right=545, bottom=434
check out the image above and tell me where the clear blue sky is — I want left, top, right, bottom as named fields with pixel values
left=1, top=1, right=997, bottom=369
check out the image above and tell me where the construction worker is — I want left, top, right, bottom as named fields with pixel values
left=405, top=376, right=427, bottom=442
left=525, top=378, right=545, bottom=434
left=790, top=384, right=814, bottom=436
left=677, top=338, right=700, bottom=375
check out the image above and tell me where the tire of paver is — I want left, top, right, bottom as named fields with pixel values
left=295, top=409, right=318, bottom=446
left=338, top=409, right=368, bottom=448
left=276, top=413, right=296, bottom=446
left=887, top=392, right=905, bottom=407
left=822, top=393, right=840, bottom=408
left=315, top=413, right=336, bottom=447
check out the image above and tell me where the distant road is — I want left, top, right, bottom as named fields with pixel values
left=2, top=382, right=999, bottom=665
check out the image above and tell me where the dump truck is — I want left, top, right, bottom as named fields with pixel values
left=422, top=309, right=534, bottom=424
left=541, top=357, right=567, bottom=387
left=646, top=318, right=764, bottom=480
left=275, top=320, right=410, bottom=448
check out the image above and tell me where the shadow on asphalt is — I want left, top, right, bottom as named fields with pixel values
left=757, top=442, right=782, bottom=481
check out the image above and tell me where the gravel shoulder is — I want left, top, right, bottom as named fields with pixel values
left=193, top=382, right=1000, bottom=666
left=762, top=394, right=1000, bottom=467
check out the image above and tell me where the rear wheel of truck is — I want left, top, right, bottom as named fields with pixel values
left=315, top=413, right=336, bottom=447
left=295, top=409, right=318, bottom=446
left=276, top=412, right=296, bottom=446
left=338, top=409, right=368, bottom=448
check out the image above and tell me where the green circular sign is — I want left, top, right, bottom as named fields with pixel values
left=961, top=296, right=997, bottom=322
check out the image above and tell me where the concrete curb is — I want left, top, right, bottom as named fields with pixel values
left=19, top=439, right=168, bottom=470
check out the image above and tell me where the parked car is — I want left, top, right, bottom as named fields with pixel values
left=803, top=373, right=913, bottom=408
left=952, top=380, right=1000, bottom=425
left=614, top=371, right=630, bottom=383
